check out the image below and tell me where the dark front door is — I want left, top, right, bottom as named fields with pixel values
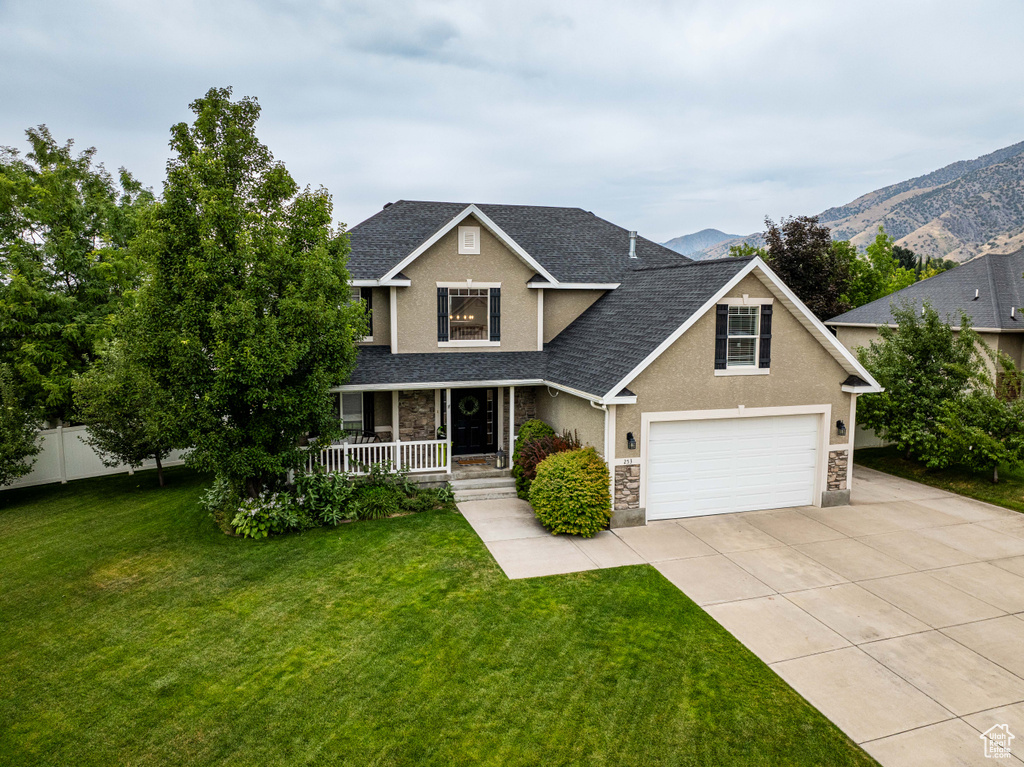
left=452, top=388, right=495, bottom=455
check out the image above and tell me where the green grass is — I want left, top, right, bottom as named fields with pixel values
left=0, top=468, right=877, bottom=767
left=856, top=446, right=1024, bottom=514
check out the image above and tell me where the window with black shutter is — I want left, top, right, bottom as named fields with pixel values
left=714, top=305, right=728, bottom=369
left=759, top=304, right=772, bottom=369
left=437, top=287, right=449, bottom=342
left=489, top=287, right=501, bottom=342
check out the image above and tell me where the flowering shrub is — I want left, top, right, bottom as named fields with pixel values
left=231, top=491, right=302, bottom=539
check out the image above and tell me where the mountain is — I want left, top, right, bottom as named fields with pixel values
left=685, top=140, right=1024, bottom=262
left=661, top=228, right=741, bottom=257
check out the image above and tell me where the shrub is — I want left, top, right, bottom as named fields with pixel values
left=529, top=447, right=611, bottom=537
left=232, top=491, right=302, bottom=539
left=514, top=418, right=555, bottom=456
left=200, top=475, right=241, bottom=533
left=294, top=469, right=356, bottom=525
left=512, top=419, right=555, bottom=497
left=351, top=484, right=403, bottom=520
left=514, top=431, right=581, bottom=499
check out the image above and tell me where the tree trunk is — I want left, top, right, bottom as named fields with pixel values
left=993, top=465, right=999, bottom=484
left=155, top=454, right=165, bottom=487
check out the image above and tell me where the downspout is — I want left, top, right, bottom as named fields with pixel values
left=590, top=400, right=615, bottom=504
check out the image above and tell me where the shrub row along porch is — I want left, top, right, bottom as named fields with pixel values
left=308, top=386, right=537, bottom=475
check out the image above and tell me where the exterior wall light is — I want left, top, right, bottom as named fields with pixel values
left=836, top=420, right=847, bottom=437
left=626, top=432, right=637, bottom=450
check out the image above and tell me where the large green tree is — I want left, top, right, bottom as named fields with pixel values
left=73, top=331, right=184, bottom=487
left=845, top=227, right=917, bottom=308
left=762, top=215, right=852, bottom=320
left=0, top=363, right=39, bottom=487
left=135, top=87, right=366, bottom=498
left=0, top=127, right=153, bottom=422
left=933, top=390, right=1024, bottom=483
left=857, top=302, right=989, bottom=461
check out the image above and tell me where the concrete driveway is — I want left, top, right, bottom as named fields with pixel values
left=458, top=466, right=1024, bottom=767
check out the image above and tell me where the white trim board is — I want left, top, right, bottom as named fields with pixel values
left=381, top=204, right=559, bottom=285
left=331, top=377, right=637, bottom=405
left=526, top=282, right=620, bottom=290
left=602, top=257, right=883, bottom=400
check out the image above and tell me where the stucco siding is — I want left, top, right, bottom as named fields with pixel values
left=534, top=387, right=606, bottom=459
left=543, top=289, right=606, bottom=343
left=396, top=215, right=539, bottom=353
left=616, top=273, right=853, bottom=451
left=358, top=287, right=390, bottom=346
left=835, top=326, right=881, bottom=358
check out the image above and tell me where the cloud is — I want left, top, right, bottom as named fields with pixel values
left=2, top=0, right=1023, bottom=240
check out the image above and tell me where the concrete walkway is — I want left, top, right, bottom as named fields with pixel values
left=458, top=466, right=1024, bottom=767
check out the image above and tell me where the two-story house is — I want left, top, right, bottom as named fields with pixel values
left=327, top=200, right=881, bottom=527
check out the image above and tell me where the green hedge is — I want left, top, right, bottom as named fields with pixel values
left=529, top=447, right=611, bottom=537
left=512, top=419, right=555, bottom=497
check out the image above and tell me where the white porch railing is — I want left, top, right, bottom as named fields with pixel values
left=306, top=439, right=450, bottom=475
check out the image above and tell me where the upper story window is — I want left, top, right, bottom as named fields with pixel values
left=727, top=306, right=758, bottom=367
left=437, top=283, right=501, bottom=346
left=714, top=301, right=772, bottom=374
left=458, top=226, right=481, bottom=254
left=449, top=287, right=488, bottom=340
left=350, top=286, right=373, bottom=340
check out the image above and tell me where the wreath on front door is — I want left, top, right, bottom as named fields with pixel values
left=457, top=395, right=481, bottom=417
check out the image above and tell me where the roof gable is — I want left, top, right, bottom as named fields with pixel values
left=547, top=257, right=881, bottom=399
left=346, top=200, right=687, bottom=283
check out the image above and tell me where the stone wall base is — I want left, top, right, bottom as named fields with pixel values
left=610, top=507, right=646, bottom=528
left=821, top=489, right=851, bottom=507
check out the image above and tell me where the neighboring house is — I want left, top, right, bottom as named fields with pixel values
left=828, top=248, right=1024, bottom=377
left=330, top=200, right=881, bottom=526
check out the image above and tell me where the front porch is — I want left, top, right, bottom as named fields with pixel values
left=311, top=385, right=538, bottom=478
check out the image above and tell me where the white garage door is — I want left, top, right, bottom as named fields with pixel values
left=646, top=414, right=820, bottom=520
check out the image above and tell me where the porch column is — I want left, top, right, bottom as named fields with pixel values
left=508, top=385, right=516, bottom=461
left=445, top=387, right=453, bottom=474
left=392, top=390, right=400, bottom=443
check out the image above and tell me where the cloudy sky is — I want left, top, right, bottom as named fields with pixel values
left=2, top=0, right=1023, bottom=241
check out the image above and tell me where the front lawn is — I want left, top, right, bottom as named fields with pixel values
left=0, top=469, right=876, bottom=766
left=856, top=446, right=1024, bottom=514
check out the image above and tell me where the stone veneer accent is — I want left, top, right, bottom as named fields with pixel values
left=398, top=390, right=435, bottom=442
left=614, top=465, right=640, bottom=510
left=827, top=449, right=849, bottom=491
left=503, top=386, right=537, bottom=453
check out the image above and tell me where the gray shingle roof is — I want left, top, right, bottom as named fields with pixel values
left=345, top=257, right=753, bottom=398
left=346, top=200, right=687, bottom=282
left=828, top=248, right=1024, bottom=330
left=545, top=258, right=754, bottom=395
left=348, top=346, right=546, bottom=387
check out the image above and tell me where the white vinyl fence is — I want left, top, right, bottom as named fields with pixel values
left=2, top=425, right=187, bottom=491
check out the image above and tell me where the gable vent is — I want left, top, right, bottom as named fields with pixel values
left=459, top=225, right=480, bottom=254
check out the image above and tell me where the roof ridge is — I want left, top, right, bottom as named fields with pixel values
left=631, top=256, right=753, bottom=272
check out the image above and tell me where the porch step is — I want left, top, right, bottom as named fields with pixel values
left=451, top=475, right=518, bottom=502
left=451, top=476, right=516, bottom=490
left=451, top=468, right=512, bottom=481
left=453, top=487, right=520, bottom=502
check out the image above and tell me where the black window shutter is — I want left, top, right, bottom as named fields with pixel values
left=759, top=304, right=773, bottom=369
left=437, top=288, right=449, bottom=342
left=490, top=287, right=501, bottom=342
left=714, top=304, right=728, bottom=369
left=362, top=392, right=375, bottom=432
left=361, top=287, right=373, bottom=337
